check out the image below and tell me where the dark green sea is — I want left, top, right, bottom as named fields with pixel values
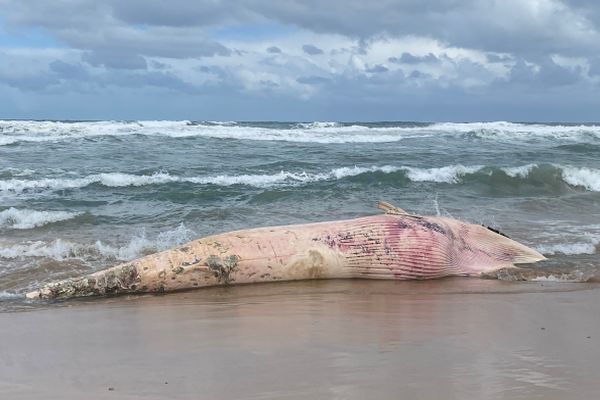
left=1, top=120, right=599, bottom=307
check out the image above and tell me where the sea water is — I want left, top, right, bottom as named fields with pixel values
left=1, top=120, right=599, bottom=305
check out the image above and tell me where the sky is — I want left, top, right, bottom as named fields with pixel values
left=1, top=0, right=600, bottom=121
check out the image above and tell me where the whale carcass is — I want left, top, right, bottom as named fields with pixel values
left=26, top=202, right=545, bottom=300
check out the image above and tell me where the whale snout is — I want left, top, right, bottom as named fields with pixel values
left=453, top=222, right=546, bottom=275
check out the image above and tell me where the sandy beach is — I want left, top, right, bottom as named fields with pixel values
left=1, top=278, right=599, bottom=400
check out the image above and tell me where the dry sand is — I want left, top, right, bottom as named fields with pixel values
left=1, top=278, right=599, bottom=399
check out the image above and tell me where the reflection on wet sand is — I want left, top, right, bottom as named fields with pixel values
left=1, top=279, right=599, bottom=399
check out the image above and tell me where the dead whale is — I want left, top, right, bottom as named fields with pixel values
left=26, top=202, right=545, bottom=300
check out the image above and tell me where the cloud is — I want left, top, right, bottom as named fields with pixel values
left=389, top=52, right=440, bottom=64
left=0, top=72, right=59, bottom=91
left=108, top=0, right=244, bottom=27
left=248, top=0, right=600, bottom=57
left=589, top=60, right=600, bottom=76
left=0, top=0, right=600, bottom=120
left=49, top=60, right=89, bottom=79
left=266, top=46, right=282, bottom=54
left=3, top=1, right=600, bottom=59
left=82, top=51, right=148, bottom=70
left=302, top=44, right=324, bottom=55
left=366, top=64, right=388, bottom=73
left=296, top=75, right=329, bottom=85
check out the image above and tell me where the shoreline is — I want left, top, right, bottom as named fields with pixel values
left=1, top=279, right=600, bottom=399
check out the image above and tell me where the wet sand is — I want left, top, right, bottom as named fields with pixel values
left=1, top=278, right=600, bottom=399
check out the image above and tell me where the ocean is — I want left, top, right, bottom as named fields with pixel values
left=1, top=120, right=599, bottom=308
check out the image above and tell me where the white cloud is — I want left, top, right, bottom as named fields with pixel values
left=1, top=0, right=600, bottom=120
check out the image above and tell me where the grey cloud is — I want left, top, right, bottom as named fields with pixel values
left=150, top=60, right=169, bottom=70
left=82, top=51, right=148, bottom=70
left=408, top=70, right=428, bottom=79
left=266, top=46, right=282, bottom=54
left=296, top=75, right=330, bottom=84
left=389, top=53, right=440, bottom=64
left=506, top=59, right=538, bottom=84
left=589, top=59, right=600, bottom=76
left=120, top=71, right=196, bottom=92
left=535, top=58, right=584, bottom=86
left=108, top=0, right=244, bottom=27
left=81, top=69, right=201, bottom=93
left=62, top=27, right=231, bottom=59
left=49, top=60, right=89, bottom=79
left=1, top=1, right=231, bottom=62
left=196, top=65, right=228, bottom=79
left=302, top=44, right=323, bottom=55
left=366, top=64, right=388, bottom=73
left=486, top=53, right=511, bottom=63
left=503, top=57, right=584, bottom=87
left=4, top=0, right=600, bottom=60
left=246, top=0, right=600, bottom=57
left=2, top=0, right=600, bottom=121
left=0, top=73, right=59, bottom=91
left=259, top=79, right=279, bottom=89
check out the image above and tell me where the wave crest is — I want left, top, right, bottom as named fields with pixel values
left=0, top=208, right=82, bottom=229
left=1, top=164, right=599, bottom=193
left=3, top=120, right=600, bottom=145
left=402, top=165, right=483, bottom=183
left=0, top=223, right=196, bottom=262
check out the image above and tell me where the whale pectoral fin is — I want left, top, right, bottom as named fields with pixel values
left=377, top=201, right=410, bottom=215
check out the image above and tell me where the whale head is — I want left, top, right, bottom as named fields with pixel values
left=443, top=219, right=546, bottom=276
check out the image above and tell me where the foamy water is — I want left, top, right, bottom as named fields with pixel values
left=0, top=223, right=195, bottom=262
left=1, top=120, right=599, bottom=305
left=1, top=163, right=599, bottom=194
left=0, top=208, right=82, bottom=229
left=1, top=120, right=600, bottom=145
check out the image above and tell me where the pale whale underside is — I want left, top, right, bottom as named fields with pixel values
left=26, top=202, right=546, bottom=300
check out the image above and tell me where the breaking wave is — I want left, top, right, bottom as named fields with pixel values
left=0, top=208, right=82, bottom=229
left=0, top=223, right=195, bottom=262
left=0, top=120, right=412, bottom=144
left=2, top=120, right=600, bottom=145
left=0, top=167, right=399, bottom=192
left=1, top=164, right=599, bottom=193
left=402, top=165, right=483, bottom=183
left=535, top=237, right=600, bottom=256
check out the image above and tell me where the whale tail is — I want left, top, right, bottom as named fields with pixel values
left=25, top=262, right=141, bottom=300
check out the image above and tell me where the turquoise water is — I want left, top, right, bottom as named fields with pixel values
left=1, top=120, right=599, bottom=300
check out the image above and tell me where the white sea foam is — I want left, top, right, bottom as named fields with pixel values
left=502, top=164, right=537, bottom=178
left=401, top=165, right=483, bottom=183
left=0, top=223, right=196, bottom=262
left=0, top=172, right=176, bottom=192
left=3, top=120, right=598, bottom=145
left=560, top=166, right=600, bottom=192
left=429, top=121, right=600, bottom=141
left=535, top=237, right=600, bottom=256
left=1, top=164, right=599, bottom=193
left=1, top=168, right=36, bottom=177
left=294, top=121, right=340, bottom=129
left=0, top=120, right=407, bottom=144
left=535, top=242, right=598, bottom=255
left=0, top=208, right=82, bottom=229
left=0, top=239, right=76, bottom=260
left=94, top=223, right=195, bottom=261
left=491, top=164, right=600, bottom=192
left=0, top=166, right=401, bottom=192
left=530, top=272, right=588, bottom=283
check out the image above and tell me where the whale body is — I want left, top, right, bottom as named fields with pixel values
left=26, top=202, right=545, bottom=300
